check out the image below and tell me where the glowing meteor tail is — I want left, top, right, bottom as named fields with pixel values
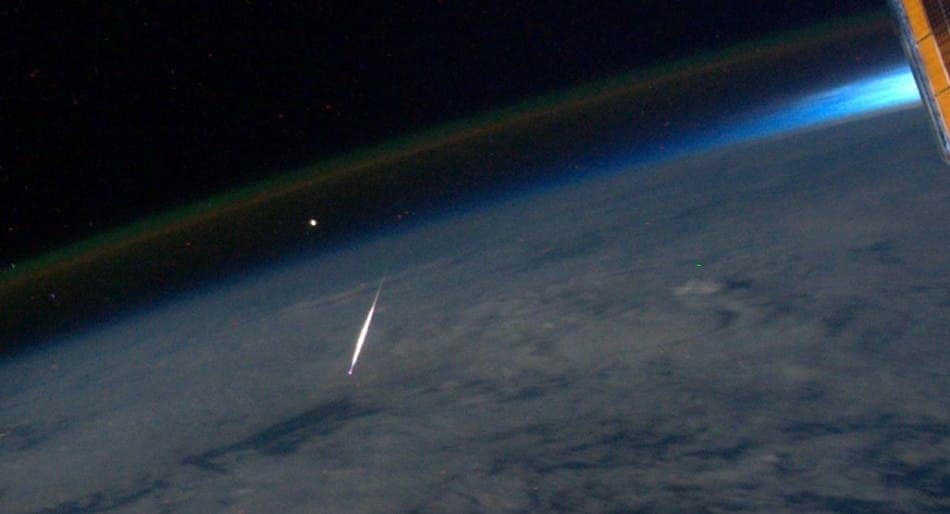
left=348, top=278, right=384, bottom=375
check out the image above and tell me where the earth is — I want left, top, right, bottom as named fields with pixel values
left=1, top=107, right=947, bottom=513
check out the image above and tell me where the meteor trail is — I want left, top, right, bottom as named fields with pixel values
left=348, top=278, right=384, bottom=375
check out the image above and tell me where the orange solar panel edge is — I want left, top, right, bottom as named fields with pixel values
left=937, top=89, right=950, bottom=131
left=891, top=0, right=950, bottom=161
left=920, top=34, right=950, bottom=94
left=904, top=0, right=932, bottom=40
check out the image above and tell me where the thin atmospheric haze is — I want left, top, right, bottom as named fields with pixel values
left=1, top=2, right=948, bottom=513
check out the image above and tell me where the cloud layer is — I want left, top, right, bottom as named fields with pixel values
left=1, top=108, right=948, bottom=513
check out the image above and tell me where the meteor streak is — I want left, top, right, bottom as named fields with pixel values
left=348, top=278, right=384, bottom=375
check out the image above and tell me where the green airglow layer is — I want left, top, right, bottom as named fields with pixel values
left=1, top=11, right=892, bottom=289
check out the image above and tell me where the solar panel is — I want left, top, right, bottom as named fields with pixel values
left=891, top=0, right=950, bottom=161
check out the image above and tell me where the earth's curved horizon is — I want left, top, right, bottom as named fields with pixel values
left=0, top=13, right=910, bottom=352
left=1, top=105, right=947, bottom=513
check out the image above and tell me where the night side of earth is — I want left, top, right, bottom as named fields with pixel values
left=0, top=103, right=947, bottom=512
